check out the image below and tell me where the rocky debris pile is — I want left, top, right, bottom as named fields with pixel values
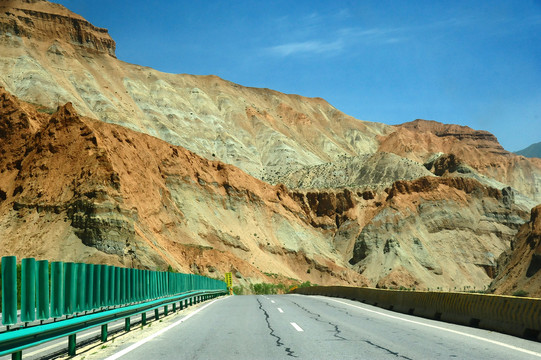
left=276, top=153, right=434, bottom=190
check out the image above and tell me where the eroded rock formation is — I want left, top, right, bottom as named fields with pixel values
left=490, top=205, right=541, bottom=298
left=0, top=0, right=539, bottom=293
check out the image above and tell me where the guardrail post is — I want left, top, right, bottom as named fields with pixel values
left=115, top=267, right=121, bottom=306
left=130, top=268, right=135, bottom=302
left=75, top=263, right=86, bottom=314
left=108, top=265, right=114, bottom=308
left=164, top=305, right=168, bottom=316
left=135, top=269, right=141, bottom=302
left=101, top=324, right=108, bottom=342
left=125, top=317, right=131, bottom=332
left=11, top=350, right=22, bottom=360
left=173, top=302, right=176, bottom=312
left=68, top=334, right=76, bottom=356
left=21, top=257, right=36, bottom=323
left=51, top=261, right=64, bottom=318
left=141, top=312, right=147, bottom=326
left=64, top=262, right=76, bottom=316
left=36, top=259, right=49, bottom=321
left=2, top=256, right=17, bottom=326
left=85, top=264, right=94, bottom=312
left=179, top=300, right=184, bottom=310
left=101, top=265, right=109, bottom=308
left=155, top=308, right=159, bottom=320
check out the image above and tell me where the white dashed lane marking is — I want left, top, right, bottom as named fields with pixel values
left=290, top=322, right=303, bottom=332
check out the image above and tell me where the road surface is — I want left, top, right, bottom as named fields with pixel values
left=89, top=294, right=541, bottom=360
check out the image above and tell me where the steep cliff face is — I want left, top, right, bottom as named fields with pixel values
left=490, top=205, right=541, bottom=298
left=0, top=87, right=529, bottom=291
left=0, top=0, right=115, bottom=56
left=342, top=177, right=527, bottom=290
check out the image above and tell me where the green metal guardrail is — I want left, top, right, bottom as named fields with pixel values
left=0, top=289, right=225, bottom=357
left=0, top=256, right=228, bottom=358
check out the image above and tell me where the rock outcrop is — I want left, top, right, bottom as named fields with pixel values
left=0, top=0, right=116, bottom=56
left=378, top=120, right=541, bottom=204
left=345, top=176, right=528, bottom=290
left=490, top=205, right=541, bottom=298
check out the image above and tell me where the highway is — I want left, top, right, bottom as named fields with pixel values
left=82, top=294, right=541, bottom=360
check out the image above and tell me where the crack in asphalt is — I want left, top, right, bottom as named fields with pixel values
left=257, top=298, right=297, bottom=357
left=289, top=301, right=347, bottom=341
left=323, top=300, right=413, bottom=359
left=324, top=301, right=354, bottom=317
left=363, top=340, right=414, bottom=360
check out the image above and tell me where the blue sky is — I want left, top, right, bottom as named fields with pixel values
left=55, top=1, right=541, bottom=151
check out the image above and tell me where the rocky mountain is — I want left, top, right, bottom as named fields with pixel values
left=0, top=0, right=388, bottom=182
left=0, top=87, right=367, bottom=286
left=516, top=141, right=541, bottom=159
left=490, top=205, right=541, bottom=298
left=0, top=0, right=540, bottom=294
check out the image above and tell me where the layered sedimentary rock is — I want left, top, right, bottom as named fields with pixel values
left=0, top=0, right=540, bottom=293
left=378, top=120, right=541, bottom=204
left=0, top=88, right=368, bottom=286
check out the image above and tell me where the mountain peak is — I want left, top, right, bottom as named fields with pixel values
left=0, top=0, right=116, bottom=56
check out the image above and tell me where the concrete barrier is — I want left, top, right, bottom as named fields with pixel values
left=291, top=286, right=541, bottom=341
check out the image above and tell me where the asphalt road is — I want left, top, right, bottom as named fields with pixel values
left=96, top=294, right=541, bottom=360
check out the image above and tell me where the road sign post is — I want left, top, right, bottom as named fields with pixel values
left=225, top=272, right=233, bottom=295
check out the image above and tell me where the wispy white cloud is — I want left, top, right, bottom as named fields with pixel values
left=265, top=25, right=406, bottom=58
left=338, top=26, right=407, bottom=43
left=265, top=8, right=541, bottom=59
left=267, top=40, right=344, bottom=57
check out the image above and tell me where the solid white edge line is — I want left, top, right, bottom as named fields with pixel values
left=290, top=322, right=304, bottom=332
left=326, top=298, right=541, bottom=358
left=277, top=308, right=284, bottom=313
left=104, top=298, right=225, bottom=360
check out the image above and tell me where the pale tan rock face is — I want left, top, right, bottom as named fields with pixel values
left=0, top=1, right=540, bottom=293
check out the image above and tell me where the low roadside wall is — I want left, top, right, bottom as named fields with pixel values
left=291, top=286, right=541, bottom=341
